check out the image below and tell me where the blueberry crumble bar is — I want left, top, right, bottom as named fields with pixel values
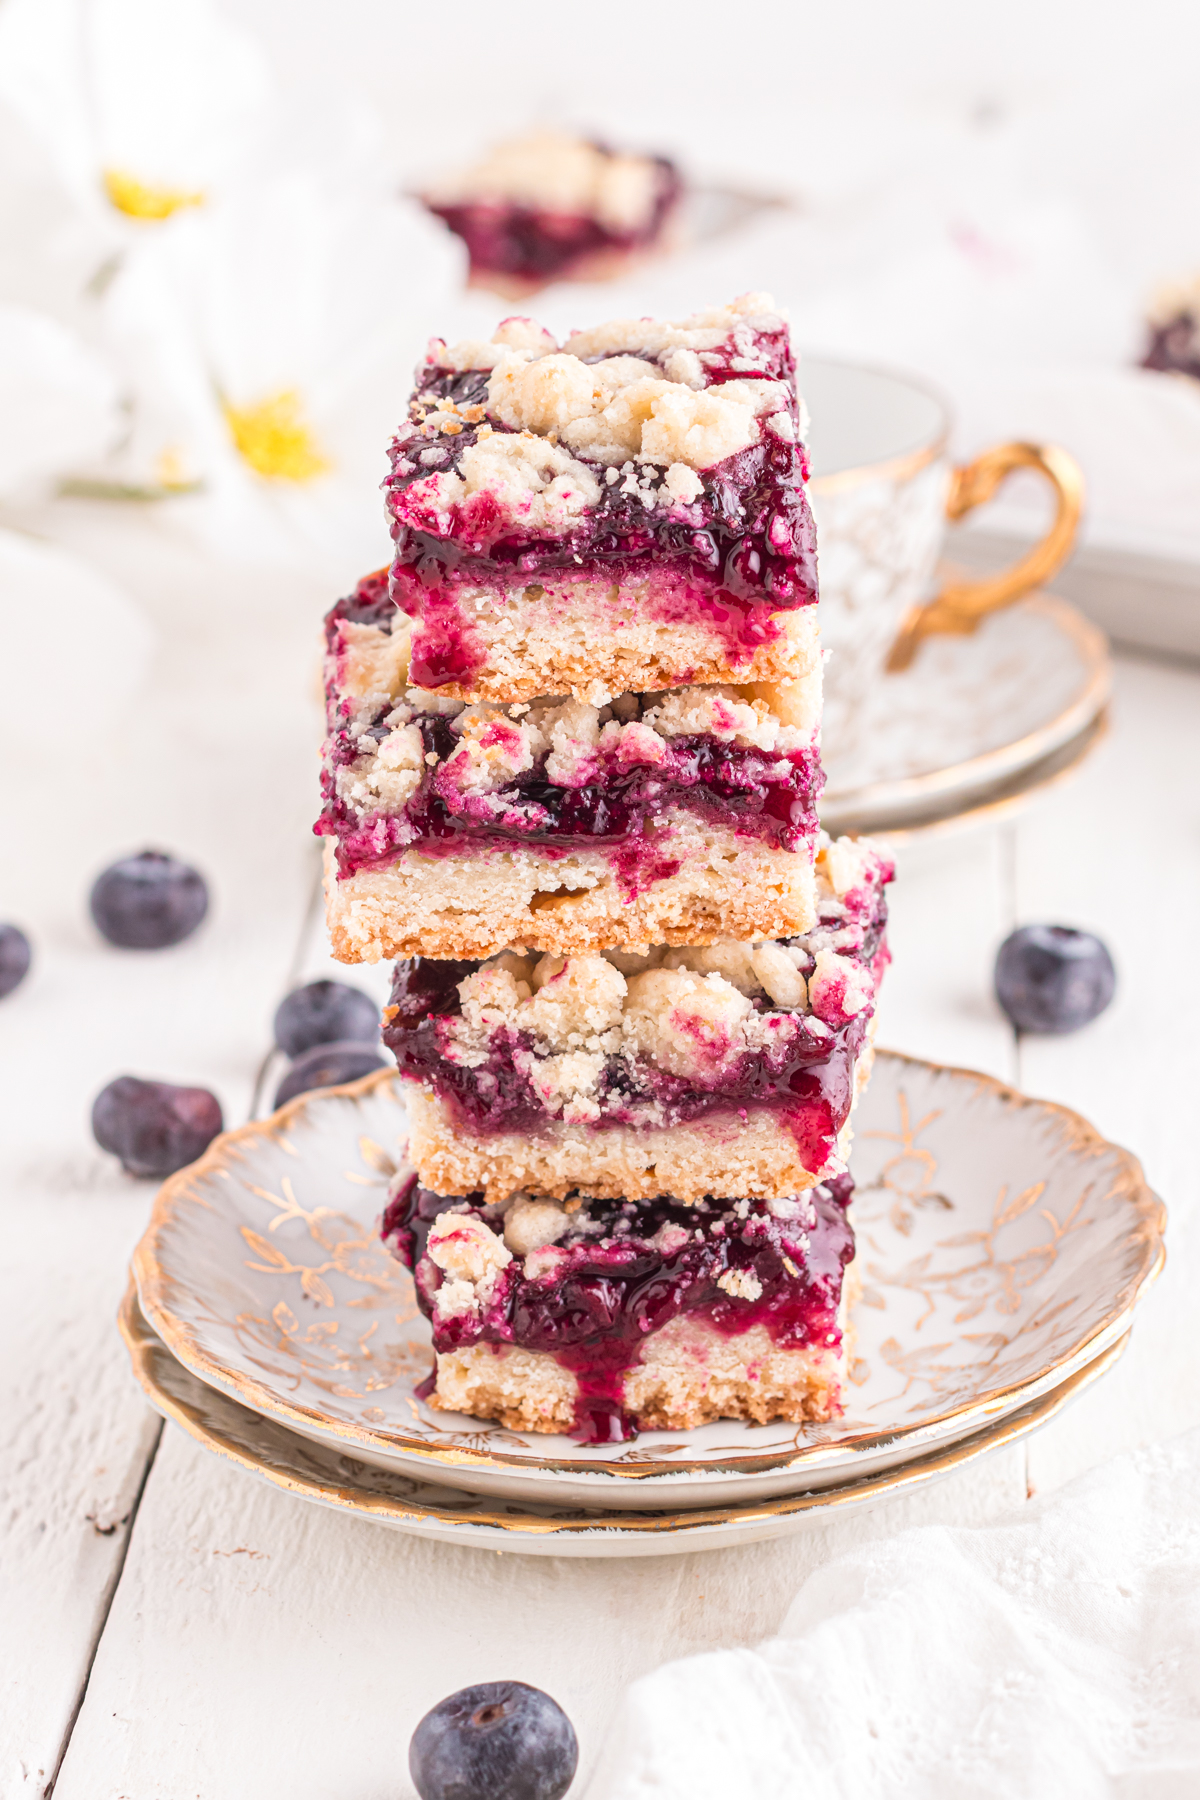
left=318, top=568, right=824, bottom=961
left=1141, top=274, right=1200, bottom=383
left=381, top=1173, right=857, bottom=1441
left=381, top=836, right=890, bottom=1201
left=307, top=286, right=899, bottom=1442
left=421, top=129, right=682, bottom=297
left=383, top=295, right=818, bottom=704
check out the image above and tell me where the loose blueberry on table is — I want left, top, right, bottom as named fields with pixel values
left=90, top=849, right=209, bottom=949
left=0, top=923, right=31, bottom=998
left=410, top=1681, right=578, bottom=1800
left=994, top=924, right=1116, bottom=1033
left=273, top=1039, right=386, bottom=1109
left=92, top=1076, right=223, bottom=1178
left=272, top=979, right=380, bottom=1056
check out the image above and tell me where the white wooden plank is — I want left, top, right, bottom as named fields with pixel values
left=52, top=1429, right=1026, bottom=1800
left=870, top=821, right=1019, bottom=1086
left=1015, top=654, right=1200, bottom=1493
left=15, top=493, right=1158, bottom=1798
left=0, top=507, right=329, bottom=1793
left=50, top=687, right=1035, bottom=1798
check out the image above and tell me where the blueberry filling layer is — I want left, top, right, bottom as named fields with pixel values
left=319, top=583, right=822, bottom=890
left=318, top=711, right=821, bottom=886
left=1142, top=310, right=1200, bottom=382
left=426, top=154, right=682, bottom=283
left=380, top=859, right=889, bottom=1168
left=388, top=425, right=814, bottom=601
left=381, top=1176, right=855, bottom=1444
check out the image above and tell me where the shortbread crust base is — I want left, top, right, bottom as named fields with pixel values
left=429, top=1313, right=848, bottom=1434
left=403, top=1086, right=863, bottom=1204
left=324, top=827, right=817, bottom=964
left=395, top=575, right=820, bottom=706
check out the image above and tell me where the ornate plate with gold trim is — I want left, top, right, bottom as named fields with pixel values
left=119, top=1284, right=1128, bottom=1557
left=820, top=593, right=1111, bottom=836
left=129, top=1052, right=1164, bottom=1510
left=870, top=708, right=1109, bottom=849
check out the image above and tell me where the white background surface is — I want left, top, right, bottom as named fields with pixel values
left=2, top=499, right=1198, bottom=1798
left=235, top=0, right=1200, bottom=562
left=3, top=2, right=1200, bottom=1794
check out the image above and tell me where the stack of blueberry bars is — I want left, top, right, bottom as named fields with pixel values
left=316, top=293, right=894, bottom=1445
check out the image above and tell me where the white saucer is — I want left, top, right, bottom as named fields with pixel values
left=120, top=1287, right=1128, bottom=1558
left=820, top=593, right=1110, bottom=835
left=130, top=1052, right=1162, bottom=1512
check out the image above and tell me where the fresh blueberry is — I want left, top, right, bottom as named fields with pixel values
left=90, top=849, right=209, bottom=950
left=92, top=1077, right=223, bottom=1178
left=0, top=923, right=31, bottom=998
left=273, top=1039, right=386, bottom=1109
left=409, top=1681, right=578, bottom=1800
left=994, top=924, right=1116, bottom=1033
left=273, top=980, right=379, bottom=1057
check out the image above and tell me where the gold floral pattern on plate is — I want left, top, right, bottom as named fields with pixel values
left=119, top=1283, right=1130, bottom=1557
left=128, top=1052, right=1164, bottom=1509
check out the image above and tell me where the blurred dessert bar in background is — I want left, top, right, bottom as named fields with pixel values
left=381, top=836, right=891, bottom=1201
left=420, top=129, right=682, bottom=295
left=1141, top=275, right=1200, bottom=382
left=381, top=1172, right=857, bottom=1438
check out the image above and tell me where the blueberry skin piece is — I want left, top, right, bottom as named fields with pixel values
left=410, top=1681, right=578, bottom=1800
left=994, top=924, right=1116, bottom=1033
left=273, top=1039, right=386, bottom=1109
left=0, top=923, right=31, bottom=998
left=90, top=850, right=209, bottom=950
left=92, top=1077, right=223, bottom=1178
left=273, top=980, right=379, bottom=1056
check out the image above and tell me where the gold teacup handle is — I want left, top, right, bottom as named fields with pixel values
left=885, top=441, right=1085, bottom=673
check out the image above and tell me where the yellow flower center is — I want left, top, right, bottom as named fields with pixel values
left=154, top=446, right=197, bottom=492
left=222, top=390, right=331, bottom=483
left=103, top=169, right=206, bottom=221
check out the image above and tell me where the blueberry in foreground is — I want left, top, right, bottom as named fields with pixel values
left=994, top=924, right=1116, bottom=1033
left=90, top=849, right=209, bottom=949
left=410, top=1682, right=578, bottom=1800
left=273, top=979, right=379, bottom=1056
left=273, top=1039, right=386, bottom=1108
left=0, top=923, right=31, bottom=998
left=92, top=1077, right=223, bottom=1178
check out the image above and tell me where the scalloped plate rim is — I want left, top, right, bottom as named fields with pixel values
left=118, top=1284, right=1130, bottom=1556
left=130, top=1052, right=1165, bottom=1502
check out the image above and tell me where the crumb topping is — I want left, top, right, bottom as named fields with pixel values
left=1147, top=273, right=1200, bottom=327
left=385, top=836, right=891, bottom=1106
left=423, top=131, right=669, bottom=233
left=386, top=295, right=810, bottom=561
left=326, top=678, right=819, bottom=841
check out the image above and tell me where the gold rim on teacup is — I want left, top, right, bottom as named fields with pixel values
left=805, top=356, right=1086, bottom=675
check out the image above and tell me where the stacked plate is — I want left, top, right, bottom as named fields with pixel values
left=820, top=592, right=1111, bottom=841
left=122, top=1051, right=1164, bottom=1556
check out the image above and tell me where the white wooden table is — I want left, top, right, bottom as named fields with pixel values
left=3, top=505, right=1198, bottom=1800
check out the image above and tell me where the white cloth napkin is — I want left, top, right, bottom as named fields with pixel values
left=588, top=1432, right=1200, bottom=1799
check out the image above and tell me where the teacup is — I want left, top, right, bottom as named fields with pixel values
left=802, top=357, right=1084, bottom=751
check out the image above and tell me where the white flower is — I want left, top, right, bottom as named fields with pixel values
left=0, top=303, right=121, bottom=499
left=97, top=170, right=464, bottom=573
left=0, top=527, right=155, bottom=745
left=0, top=0, right=270, bottom=241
